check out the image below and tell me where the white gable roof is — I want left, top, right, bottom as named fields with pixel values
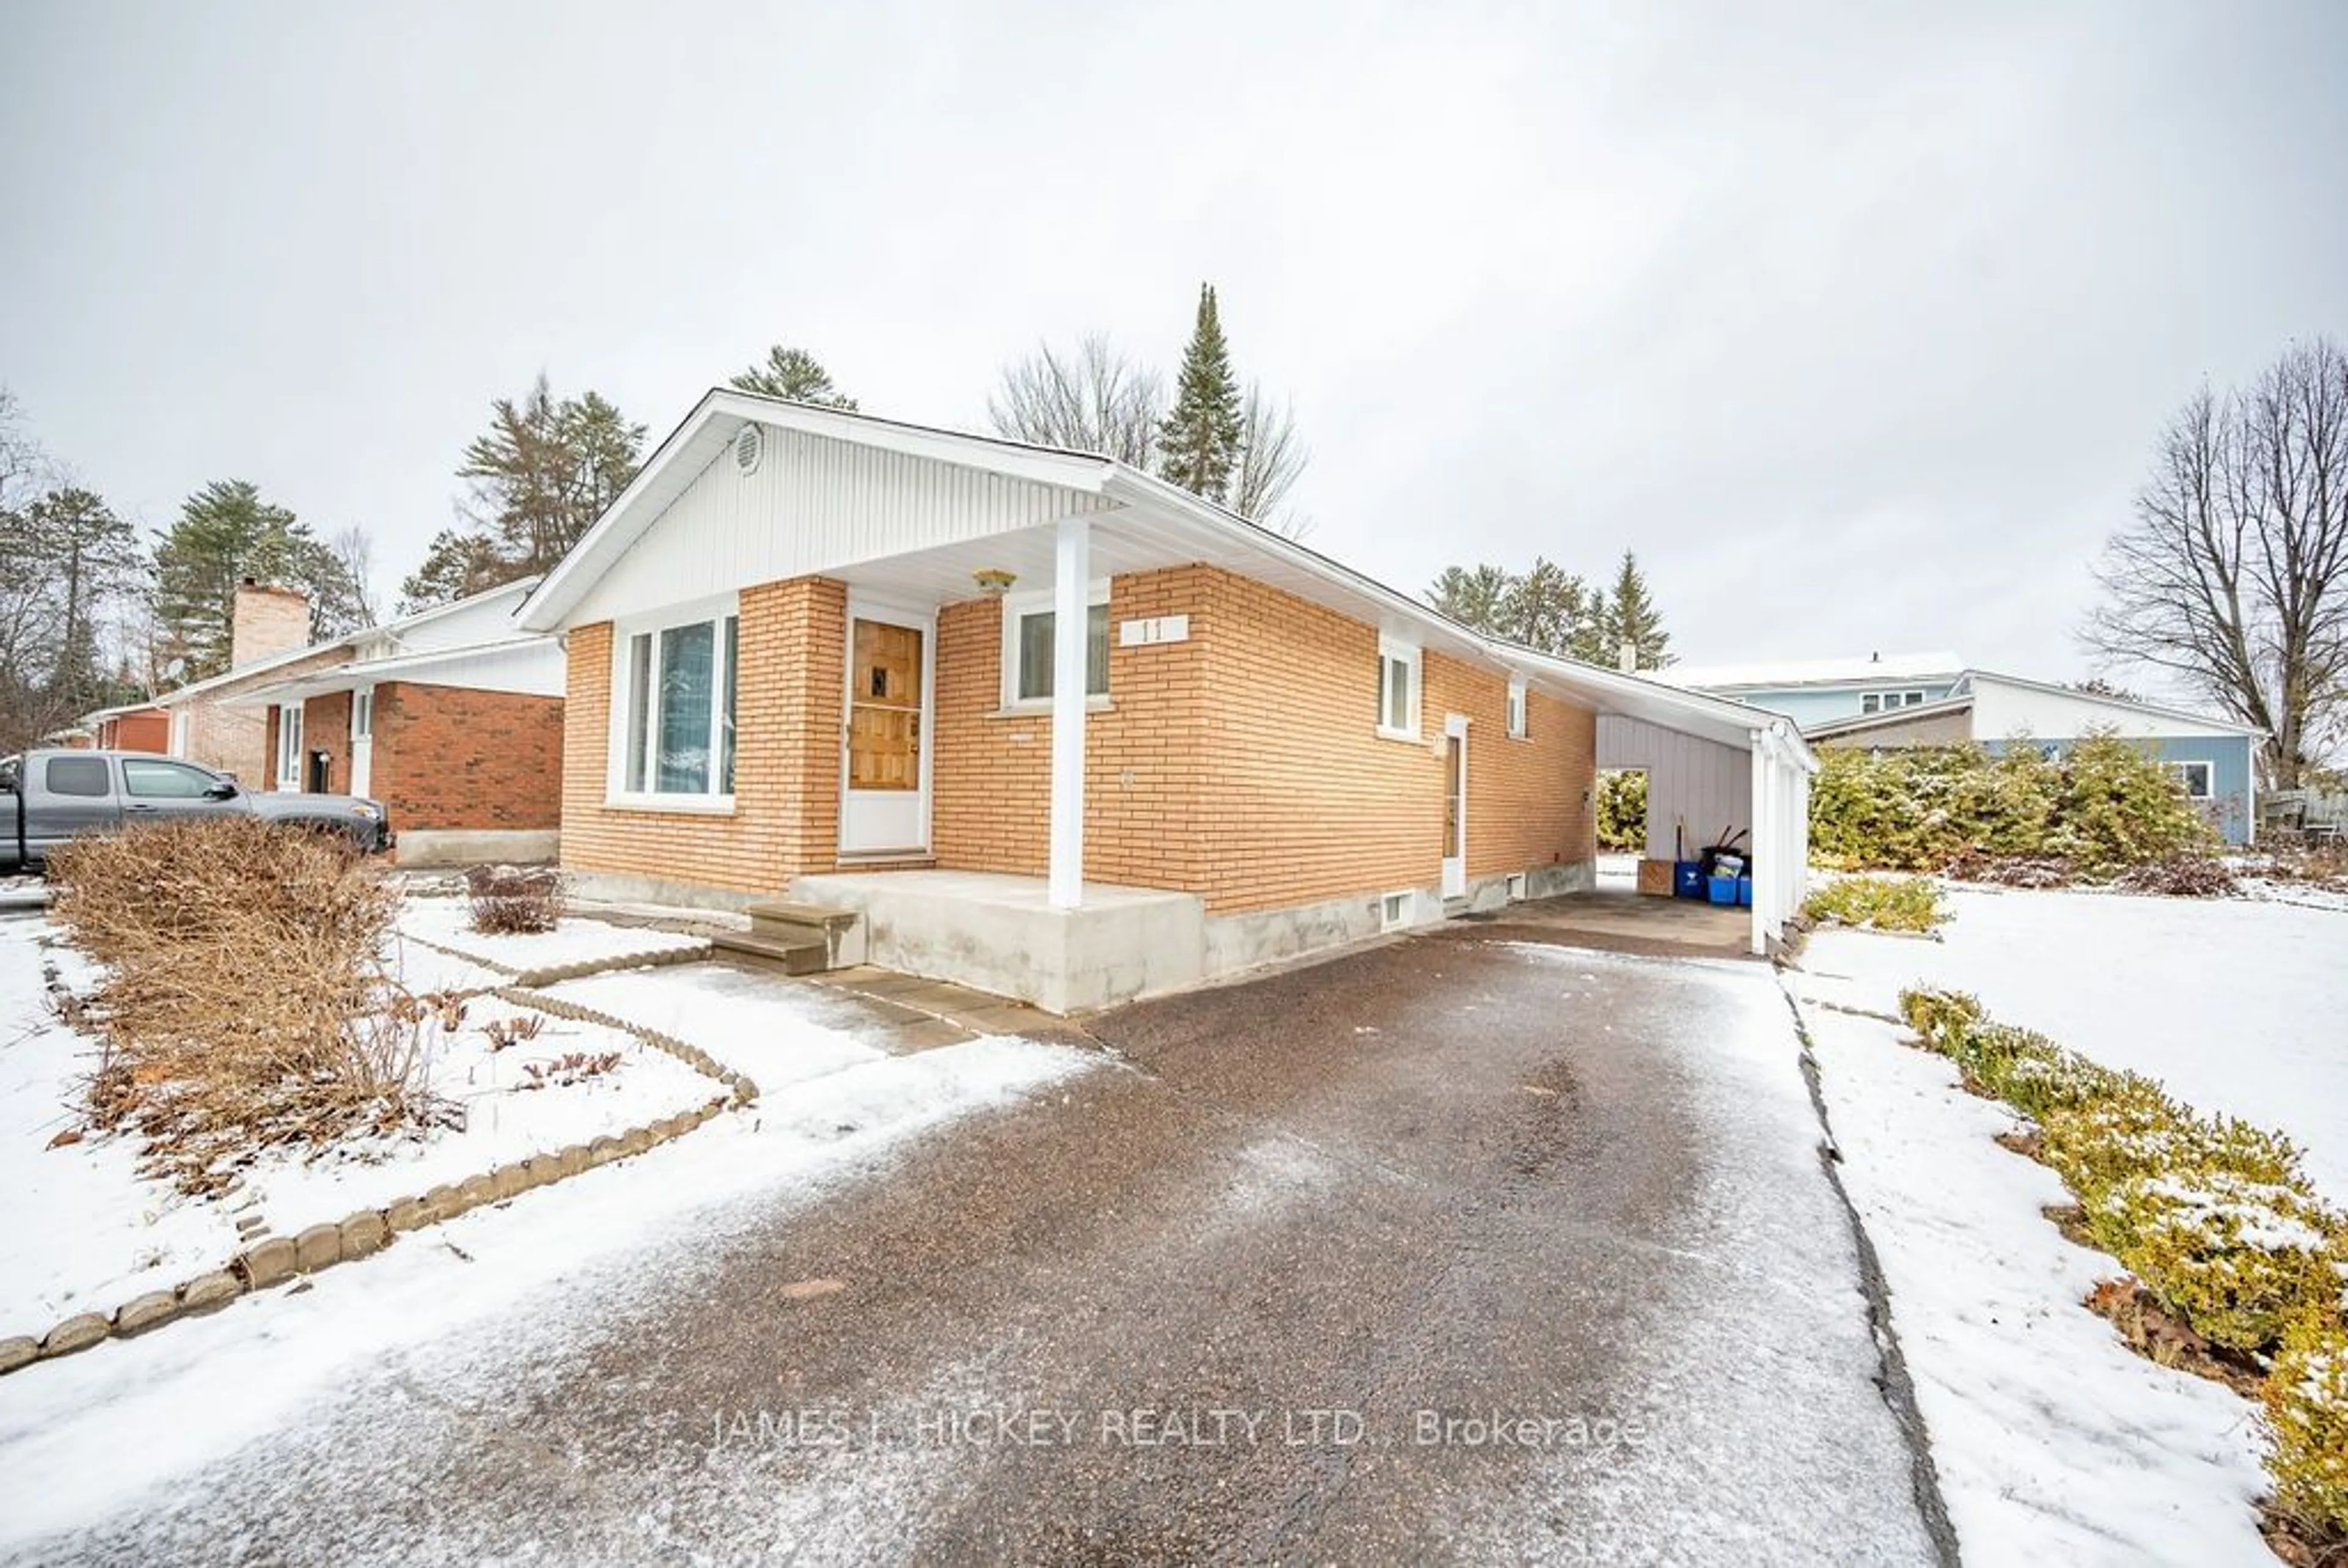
left=1666, top=650, right=1966, bottom=692
left=1960, top=671, right=2264, bottom=740
left=518, top=391, right=1812, bottom=762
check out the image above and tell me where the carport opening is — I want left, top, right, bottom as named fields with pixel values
left=1597, top=769, right=1647, bottom=853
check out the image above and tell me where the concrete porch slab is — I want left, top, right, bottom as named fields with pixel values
left=790, top=870, right=1206, bottom=1015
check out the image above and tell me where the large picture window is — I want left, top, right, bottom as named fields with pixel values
left=618, top=606, right=739, bottom=802
left=1001, top=589, right=1109, bottom=707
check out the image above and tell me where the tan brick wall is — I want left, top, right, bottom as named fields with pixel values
left=560, top=576, right=846, bottom=893
left=931, top=567, right=1213, bottom=888
left=555, top=564, right=1594, bottom=913
left=369, top=683, right=563, bottom=831
left=189, top=646, right=347, bottom=784
left=231, top=583, right=312, bottom=666
left=930, top=565, right=1593, bottom=915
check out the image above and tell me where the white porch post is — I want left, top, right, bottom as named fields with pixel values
left=1047, top=517, right=1090, bottom=909
left=1749, top=734, right=1771, bottom=957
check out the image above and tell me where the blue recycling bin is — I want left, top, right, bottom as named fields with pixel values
left=1674, top=861, right=1705, bottom=899
left=1707, top=874, right=1740, bottom=906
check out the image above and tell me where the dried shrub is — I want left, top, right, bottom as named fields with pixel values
left=1802, top=874, right=1949, bottom=933
left=465, top=864, right=563, bottom=935
left=2265, top=1315, right=2348, bottom=1544
left=482, top=1014, right=545, bottom=1053
left=520, top=1051, right=620, bottom=1090
left=1940, top=850, right=2078, bottom=888
left=47, top=817, right=437, bottom=1194
left=2116, top=855, right=2241, bottom=898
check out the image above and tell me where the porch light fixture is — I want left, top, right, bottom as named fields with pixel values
left=972, top=568, right=1017, bottom=597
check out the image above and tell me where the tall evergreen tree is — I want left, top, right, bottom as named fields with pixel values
left=1427, top=564, right=1516, bottom=632
left=27, top=487, right=141, bottom=713
left=1603, top=550, right=1672, bottom=669
left=1156, top=284, right=1244, bottom=504
left=730, top=345, right=857, bottom=409
left=401, top=374, right=648, bottom=612
left=152, top=480, right=366, bottom=680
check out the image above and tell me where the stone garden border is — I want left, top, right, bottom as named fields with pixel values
left=0, top=977, right=761, bottom=1378
left=396, top=927, right=712, bottom=990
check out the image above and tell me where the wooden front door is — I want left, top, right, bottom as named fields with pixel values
left=840, top=610, right=932, bottom=855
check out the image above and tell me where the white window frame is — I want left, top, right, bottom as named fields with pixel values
left=1377, top=635, right=1422, bottom=742
left=1859, top=688, right=1929, bottom=715
left=606, top=593, right=740, bottom=812
left=2168, top=759, right=2215, bottom=801
left=1506, top=676, right=1529, bottom=740
left=351, top=686, right=374, bottom=741
left=274, top=703, right=304, bottom=790
left=998, top=582, right=1111, bottom=712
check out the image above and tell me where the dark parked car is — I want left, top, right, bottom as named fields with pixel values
left=0, top=749, right=391, bottom=872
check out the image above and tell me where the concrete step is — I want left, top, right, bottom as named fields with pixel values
left=709, top=930, right=830, bottom=975
left=743, top=899, right=865, bottom=968
left=745, top=899, right=860, bottom=934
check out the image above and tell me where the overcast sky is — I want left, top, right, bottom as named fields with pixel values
left=4, top=1, right=2344, bottom=686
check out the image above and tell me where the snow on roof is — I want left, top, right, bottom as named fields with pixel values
left=1664, top=651, right=1966, bottom=691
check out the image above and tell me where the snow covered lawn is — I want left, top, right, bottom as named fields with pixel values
left=0, top=1031, right=1094, bottom=1548
left=1796, top=1001, right=2273, bottom=1565
left=543, top=965, right=905, bottom=1092
left=1797, top=884, right=2348, bottom=1202
left=0, top=915, right=714, bottom=1333
left=391, top=895, right=708, bottom=979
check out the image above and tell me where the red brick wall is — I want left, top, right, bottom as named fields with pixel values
left=98, top=710, right=170, bottom=752
left=371, top=683, right=564, bottom=831
left=301, top=691, right=354, bottom=795
left=559, top=577, right=846, bottom=892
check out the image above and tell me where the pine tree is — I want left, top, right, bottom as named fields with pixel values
left=1606, top=551, right=1671, bottom=669
left=403, top=375, right=649, bottom=611
left=730, top=345, right=857, bottom=409
left=1156, top=284, right=1244, bottom=504
left=153, top=480, right=363, bottom=680
left=26, top=487, right=141, bottom=714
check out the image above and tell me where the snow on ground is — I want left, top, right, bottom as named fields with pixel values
left=0, top=1029, right=1094, bottom=1550
left=392, top=894, right=708, bottom=976
left=1798, top=883, right=2348, bottom=1202
left=0, top=918, right=713, bottom=1331
left=544, top=963, right=901, bottom=1091
left=1796, top=1001, right=2273, bottom=1566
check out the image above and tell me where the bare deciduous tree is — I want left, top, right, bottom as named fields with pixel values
left=1231, top=383, right=1311, bottom=539
left=986, top=335, right=1163, bottom=466
left=2084, top=337, right=2348, bottom=788
left=330, top=525, right=381, bottom=627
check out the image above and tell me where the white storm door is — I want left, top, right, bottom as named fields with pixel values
left=839, top=608, right=934, bottom=856
left=349, top=687, right=375, bottom=797
left=1441, top=713, right=1468, bottom=898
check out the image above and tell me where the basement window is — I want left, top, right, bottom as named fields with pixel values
left=1379, top=891, right=1412, bottom=930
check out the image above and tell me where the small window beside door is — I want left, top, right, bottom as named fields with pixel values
left=352, top=688, right=374, bottom=740
left=1377, top=636, right=1421, bottom=741
left=1001, top=590, right=1109, bottom=707
left=274, top=705, right=305, bottom=790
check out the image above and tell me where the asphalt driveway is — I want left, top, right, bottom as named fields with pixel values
left=10, top=930, right=1940, bottom=1566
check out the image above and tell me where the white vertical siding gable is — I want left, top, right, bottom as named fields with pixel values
left=572, top=424, right=1113, bottom=625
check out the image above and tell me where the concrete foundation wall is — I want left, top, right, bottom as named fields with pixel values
left=394, top=828, right=561, bottom=868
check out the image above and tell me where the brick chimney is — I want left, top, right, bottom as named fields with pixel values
left=231, top=578, right=312, bottom=668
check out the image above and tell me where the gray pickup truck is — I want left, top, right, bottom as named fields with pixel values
left=0, top=749, right=392, bottom=872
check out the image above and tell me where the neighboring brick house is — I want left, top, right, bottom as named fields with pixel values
left=86, top=703, right=171, bottom=753
left=232, top=579, right=566, bottom=865
left=517, top=391, right=1814, bottom=1009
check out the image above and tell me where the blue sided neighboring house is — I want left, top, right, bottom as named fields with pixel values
left=1666, top=653, right=2265, bottom=845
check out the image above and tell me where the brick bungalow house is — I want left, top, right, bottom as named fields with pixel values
left=84, top=702, right=171, bottom=753
left=227, top=579, right=566, bottom=865
left=515, top=391, right=1814, bottom=1009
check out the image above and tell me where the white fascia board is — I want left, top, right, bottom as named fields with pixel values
left=519, top=391, right=1117, bottom=633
